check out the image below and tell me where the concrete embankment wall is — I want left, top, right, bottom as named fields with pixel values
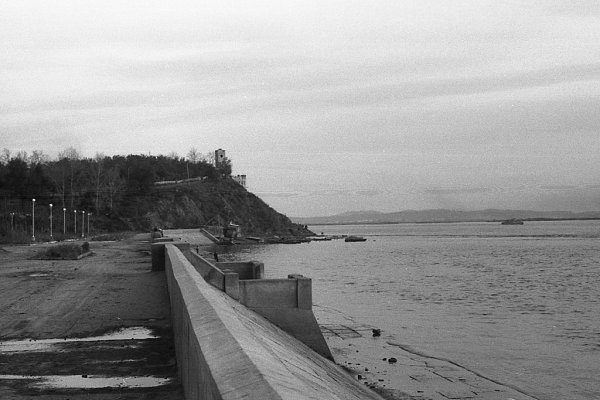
left=185, top=250, right=331, bottom=359
left=164, top=244, right=384, bottom=400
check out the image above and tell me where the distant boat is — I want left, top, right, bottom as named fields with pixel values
left=266, top=237, right=310, bottom=244
left=501, top=219, right=524, bottom=225
left=345, top=235, right=367, bottom=242
left=309, top=236, right=332, bottom=241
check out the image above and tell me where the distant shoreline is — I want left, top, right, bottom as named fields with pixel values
left=306, top=217, right=600, bottom=226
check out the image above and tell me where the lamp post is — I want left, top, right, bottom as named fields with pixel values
left=74, top=210, right=77, bottom=235
left=49, top=203, right=53, bottom=240
left=87, top=213, right=92, bottom=237
left=32, top=198, right=36, bottom=241
left=10, top=212, right=14, bottom=231
left=81, top=211, right=85, bottom=238
left=63, top=208, right=66, bottom=234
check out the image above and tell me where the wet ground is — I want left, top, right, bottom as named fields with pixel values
left=0, top=235, right=183, bottom=399
left=319, top=318, right=539, bottom=400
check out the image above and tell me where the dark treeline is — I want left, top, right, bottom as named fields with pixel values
left=0, top=147, right=230, bottom=239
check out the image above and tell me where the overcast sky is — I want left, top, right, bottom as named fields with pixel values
left=1, top=1, right=599, bottom=216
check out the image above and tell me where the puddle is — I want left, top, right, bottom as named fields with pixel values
left=0, top=327, right=158, bottom=353
left=0, top=374, right=172, bottom=389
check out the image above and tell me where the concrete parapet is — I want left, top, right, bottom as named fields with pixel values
left=183, top=250, right=331, bottom=357
left=238, top=279, right=298, bottom=308
left=216, top=261, right=264, bottom=280
left=223, top=270, right=240, bottom=300
left=238, top=274, right=332, bottom=360
left=187, top=251, right=226, bottom=290
left=288, top=274, right=312, bottom=310
left=163, top=244, right=383, bottom=400
left=152, top=237, right=174, bottom=243
left=151, top=241, right=190, bottom=271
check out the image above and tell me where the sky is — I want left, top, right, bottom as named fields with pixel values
left=1, top=1, right=600, bottom=217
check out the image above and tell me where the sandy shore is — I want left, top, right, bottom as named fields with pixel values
left=0, top=235, right=183, bottom=399
left=316, top=307, right=540, bottom=400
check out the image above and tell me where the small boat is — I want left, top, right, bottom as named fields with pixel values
left=266, top=237, right=310, bottom=244
left=309, top=236, right=332, bottom=241
left=345, top=235, right=367, bottom=242
left=501, top=219, right=524, bottom=225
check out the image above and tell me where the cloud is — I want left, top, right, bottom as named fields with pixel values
left=425, top=187, right=492, bottom=195
left=540, top=185, right=578, bottom=191
left=525, top=1, right=600, bottom=16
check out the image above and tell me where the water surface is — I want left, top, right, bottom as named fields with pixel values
left=220, top=220, right=600, bottom=400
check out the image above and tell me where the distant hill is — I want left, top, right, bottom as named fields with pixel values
left=292, top=209, right=600, bottom=225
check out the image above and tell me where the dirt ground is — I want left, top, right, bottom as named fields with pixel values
left=0, top=234, right=184, bottom=399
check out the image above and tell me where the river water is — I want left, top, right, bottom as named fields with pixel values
left=201, top=220, right=598, bottom=400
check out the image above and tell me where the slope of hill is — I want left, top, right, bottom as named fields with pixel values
left=118, top=178, right=312, bottom=237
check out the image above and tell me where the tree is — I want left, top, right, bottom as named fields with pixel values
left=28, top=150, right=49, bottom=165
left=1, top=148, right=11, bottom=165
left=58, top=147, right=82, bottom=208
left=27, top=163, right=50, bottom=197
left=103, top=159, right=125, bottom=212
left=216, top=158, right=232, bottom=177
left=90, top=153, right=104, bottom=212
left=5, top=158, right=28, bottom=196
left=46, top=158, right=68, bottom=208
left=202, top=151, right=215, bottom=165
left=187, top=147, right=201, bottom=163
left=14, top=150, right=28, bottom=162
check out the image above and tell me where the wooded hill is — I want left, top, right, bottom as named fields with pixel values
left=0, top=149, right=310, bottom=242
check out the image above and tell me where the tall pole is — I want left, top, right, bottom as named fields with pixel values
left=81, top=211, right=85, bottom=238
left=10, top=212, right=14, bottom=231
left=32, top=198, right=36, bottom=241
left=74, top=210, right=77, bottom=235
left=63, top=208, right=66, bottom=234
left=49, top=203, right=53, bottom=240
left=88, top=213, right=92, bottom=237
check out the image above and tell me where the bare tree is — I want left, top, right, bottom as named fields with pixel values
left=187, top=147, right=201, bottom=163
left=46, top=159, right=68, bottom=208
left=1, top=148, right=11, bottom=164
left=90, top=153, right=105, bottom=211
left=14, top=150, right=28, bottom=161
left=104, top=166, right=124, bottom=212
left=58, top=147, right=82, bottom=209
left=29, top=150, right=49, bottom=165
left=202, top=151, right=215, bottom=165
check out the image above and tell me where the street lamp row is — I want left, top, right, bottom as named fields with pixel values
left=30, top=199, right=92, bottom=242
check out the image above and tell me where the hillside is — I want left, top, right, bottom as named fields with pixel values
left=0, top=151, right=311, bottom=241
left=135, top=179, right=311, bottom=237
